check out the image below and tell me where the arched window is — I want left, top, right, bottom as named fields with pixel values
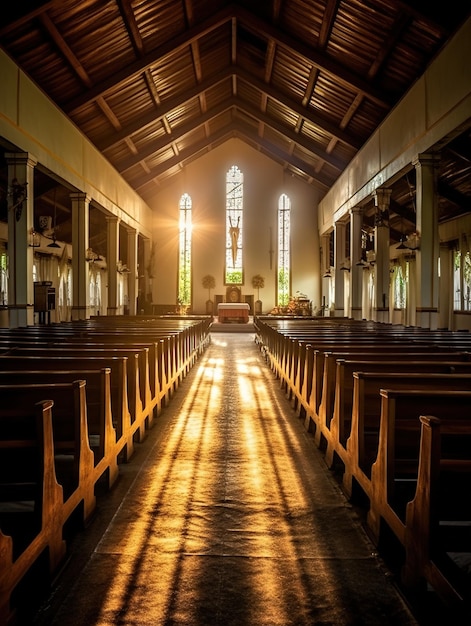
left=277, top=193, right=291, bottom=306
left=225, top=165, right=243, bottom=285
left=178, top=193, right=192, bottom=306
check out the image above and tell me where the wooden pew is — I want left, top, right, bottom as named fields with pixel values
left=366, top=389, right=471, bottom=547
left=0, top=400, right=66, bottom=625
left=0, top=369, right=118, bottom=490
left=0, top=328, right=196, bottom=412
left=314, top=348, right=469, bottom=425
left=0, top=316, right=212, bottom=621
left=0, top=355, right=134, bottom=462
left=339, top=370, right=471, bottom=498
left=0, top=381, right=96, bottom=526
left=4, top=346, right=150, bottom=438
left=301, top=351, right=469, bottom=448
left=0, top=335, right=159, bottom=410
left=402, top=415, right=471, bottom=611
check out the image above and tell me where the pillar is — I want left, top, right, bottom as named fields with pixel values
left=126, top=227, right=138, bottom=315
left=349, top=206, right=363, bottom=320
left=106, top=216, right=120, bottom=315
left=70, top=193, right=91, bottom=320
left=439, top=243, right=453, bottom=330
left=373, top=189, right=392, bottom=323
left=320, top=233, right=331, bottom=315
left=334, top=221, right=346, bottom=317
left=413, top=153, right=440, bottom=329
left=6, top=152, right=38, bottom=327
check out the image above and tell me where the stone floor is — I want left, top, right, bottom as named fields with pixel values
left=28, top=332, right=435, bottom=625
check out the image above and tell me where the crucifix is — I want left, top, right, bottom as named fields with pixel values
left=229, top=216, right=240, bottom=267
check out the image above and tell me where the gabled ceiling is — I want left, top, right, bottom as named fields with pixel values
left=1, top=0, right=470, bottom=255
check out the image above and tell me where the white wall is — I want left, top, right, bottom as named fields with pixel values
left=148, top=139, right=320, bottom=314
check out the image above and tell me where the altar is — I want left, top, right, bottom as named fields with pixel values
left=217, top=302, right=250, bottom=323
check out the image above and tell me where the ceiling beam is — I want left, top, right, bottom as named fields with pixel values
left=63, top=6, right=235, bottom=114
left=234, top=5, right=393, bottom=108
left=64, top=2, right=396, bottom=117
left=116, top=96, right=347, bottom=174
left=130, top=120, right=333, bottom=191
left=97, top=66, right=363, bottom=153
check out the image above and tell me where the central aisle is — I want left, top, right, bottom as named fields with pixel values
left=37, top=332, right=417, bottom=626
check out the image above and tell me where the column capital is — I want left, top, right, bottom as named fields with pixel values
left=70, top=192, right=91, bottom=204
left=106, top=215, right=120, bottom=225
left=5, top=152, right=38, bottom=168
left=121, top=223, right=137, bottom=234
left=412, top=153, right=440, bottom=168
left=349, top=205, right=363, bottom=216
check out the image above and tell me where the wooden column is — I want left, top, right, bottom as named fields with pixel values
left=6, top=152, right=37, bottom=327
left=106, top=216, right=120, bottom=315
left=70, top=192, right=91, bottom=320
left=126, top=226, right=138, bottom=315
left=334, top=220, right=346, bottom=317
left=413, top=153, right=440, bottom=329
left=350, top=206, right=363, bottom=320
left=373, top=189, right=391, bottom=323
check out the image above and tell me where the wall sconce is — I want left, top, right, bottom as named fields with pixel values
left=29, top=228, right=41, bottom=248
left=117, top=260, right=130, bottom=274
left=323, top=269, right=332, bottom=278
left=86, top=248, right=102, bottom=263
left=366, top=250, right=376, bottom=264
left=340, top=259, right=350, bottom=272
left=405, top=232, right=420, bottom=250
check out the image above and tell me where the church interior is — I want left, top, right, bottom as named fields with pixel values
left=0, top=2, right=471, bottom=624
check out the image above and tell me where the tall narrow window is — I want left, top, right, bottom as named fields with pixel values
left=225, top=165, right=243, bottom=284
left=277, top=193, right=291, bottom=306
left=178, top=193, right=192, bottom=306
left=464, top=251, right=471, bottom=311
left=454, top=249, right=461, bottom=310
left=0, top=244, right=7, bottom=305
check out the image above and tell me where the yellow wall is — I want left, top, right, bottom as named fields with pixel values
left=148, top=139, right=320, bottom=314
left=0, top=50, right=153, bottom=238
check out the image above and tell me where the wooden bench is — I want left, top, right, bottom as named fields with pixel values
left=339, top=371, right=471, bottom=498
left=0, top=329, right=198, bottom=410
left=367, top=389, right=471, bottom=547
left=0, top=355, right=135, bottom=462
left=0, top=369, right=118, bottom=490
left=4, top=346, right=150, bottom=436
left=303, top=350, right=469, bottom=447
left=0, top=381, right=96, bottom=527
left=402, top=415, right=471, bottom=611
left=0, top=399, right=66, bottom=625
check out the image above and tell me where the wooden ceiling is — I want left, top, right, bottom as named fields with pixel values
left=1, top=0, right=470, bottom=254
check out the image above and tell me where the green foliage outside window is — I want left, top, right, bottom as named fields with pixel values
left=278, top=268, right=289, bottom=306
left=226, top=269, right=243, bottom=285
left=178, top=263, right=191, bottom=305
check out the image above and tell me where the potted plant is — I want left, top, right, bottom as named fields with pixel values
left=251, top=274, right=265, bottom=314
left=202, top=274, right=216, bottom=315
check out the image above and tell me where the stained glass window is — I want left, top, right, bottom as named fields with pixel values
left=277, top=193, right=291, bottom=306
left=178, top=193, right=192, bottom=305
left=225, top=165, right=243, bottom=284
